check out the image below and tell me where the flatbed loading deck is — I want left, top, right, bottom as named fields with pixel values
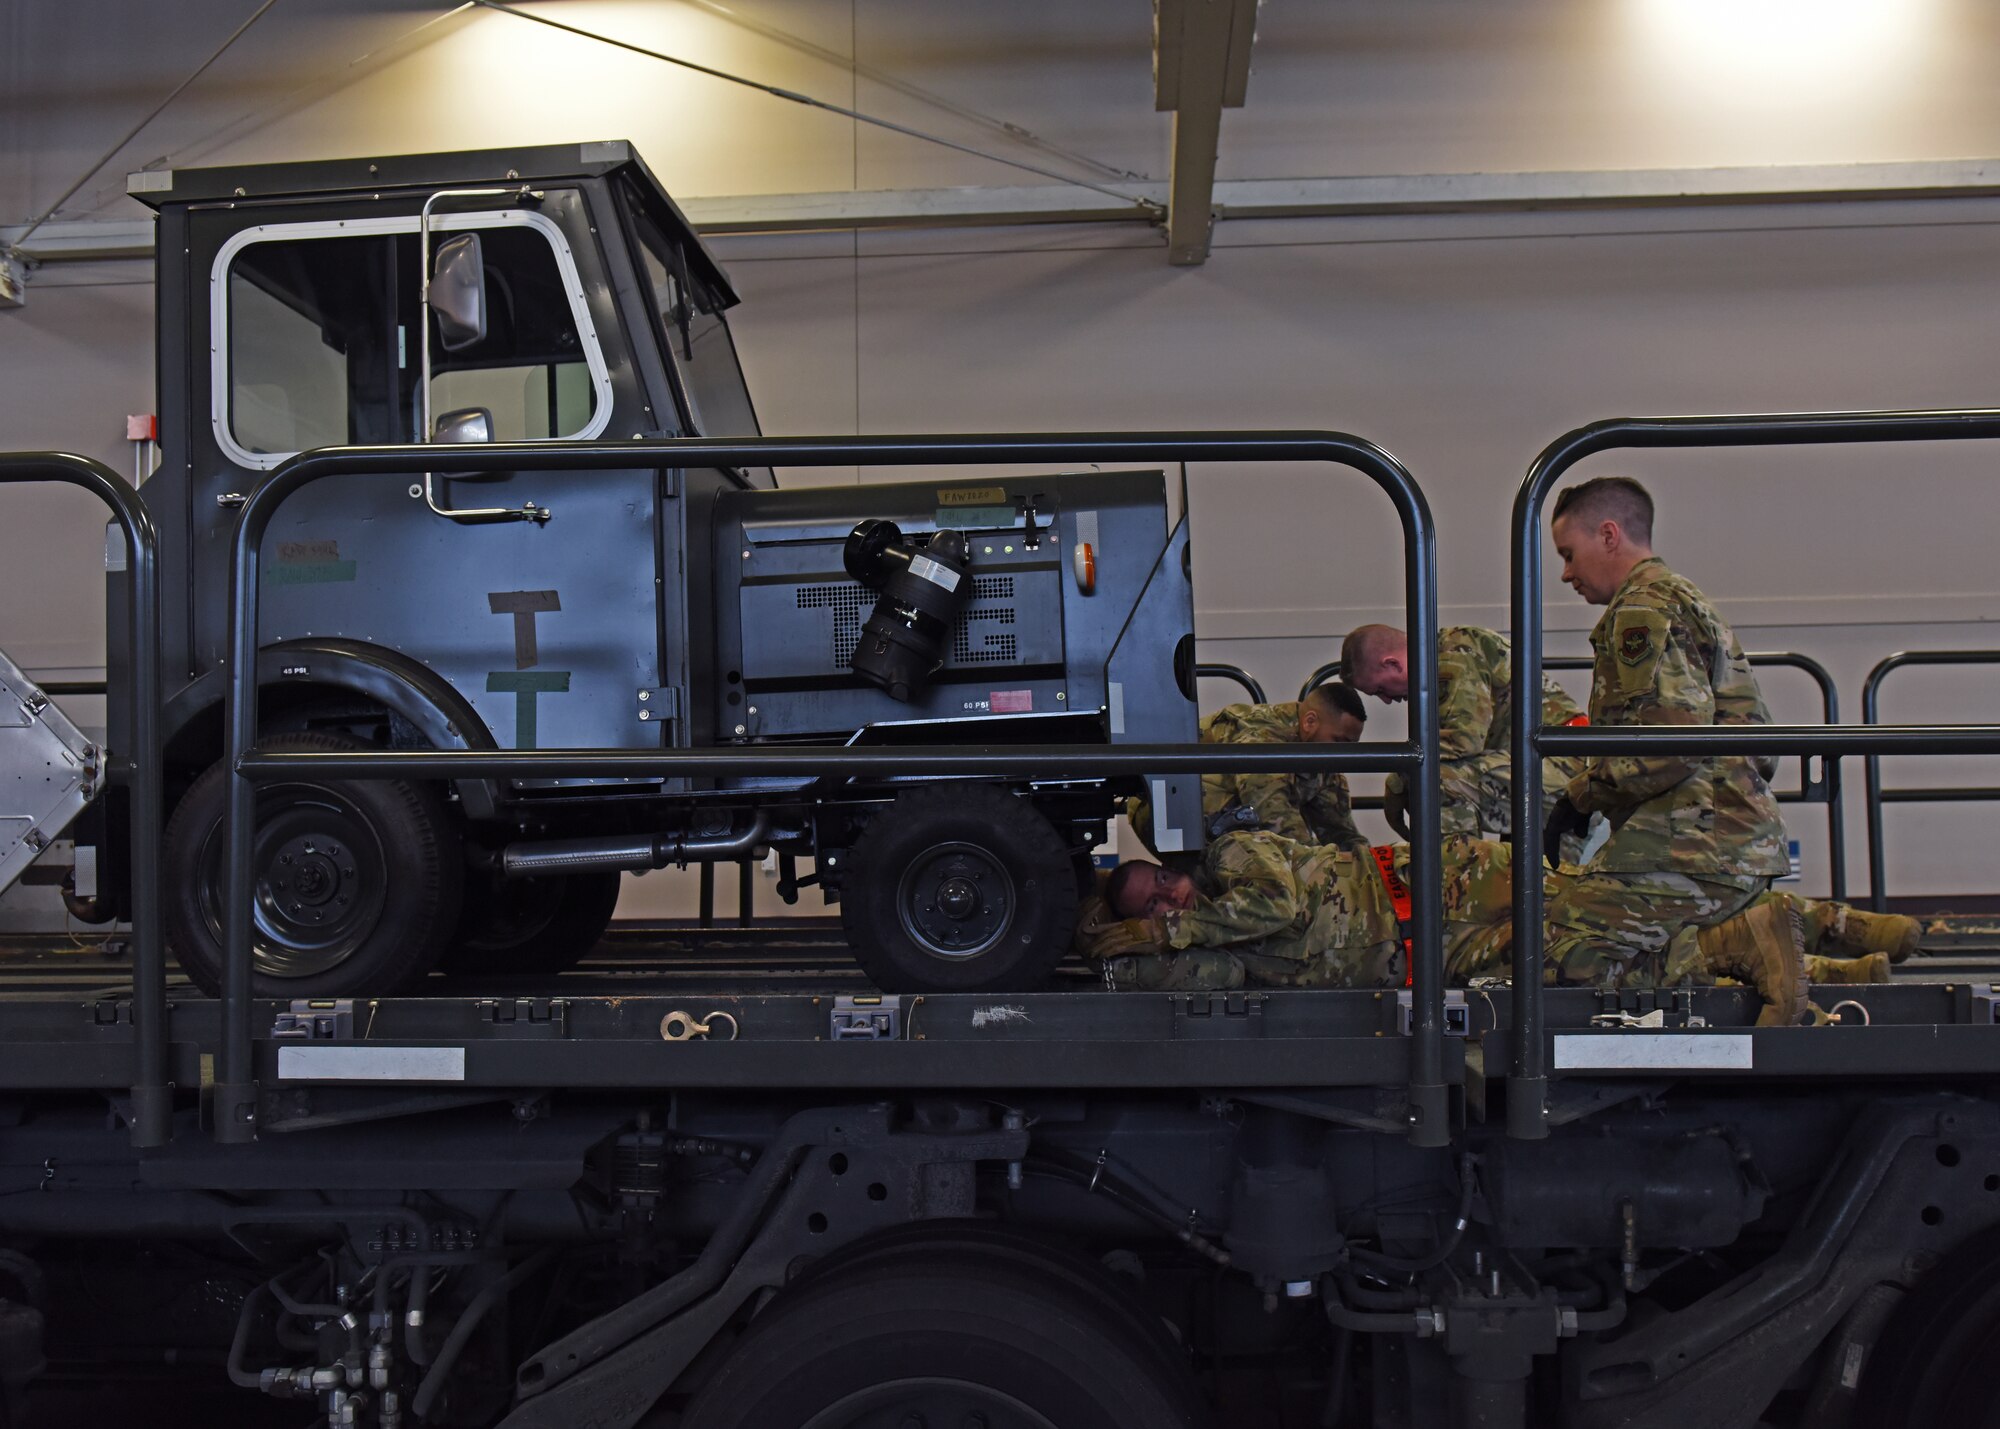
left=0, top=922, right=1995, bottom=1103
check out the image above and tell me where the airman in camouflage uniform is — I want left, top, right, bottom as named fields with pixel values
left=1344, top=624, right=1587, bottom=838
left=1079, top=830, right=1402, bottom=990
left=1078, top=833, right=1901, bottom=1010
left=1543, top=477, right=1797, bottom=1002
left=1126, top=686, right=1368, bottom=856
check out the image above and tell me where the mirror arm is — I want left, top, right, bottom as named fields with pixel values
left=419, top=187, right=551, bottom=525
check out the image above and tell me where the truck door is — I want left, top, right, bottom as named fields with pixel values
left=182, top=192, right=667, bottom=761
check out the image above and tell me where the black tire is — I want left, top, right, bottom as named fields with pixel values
left=681, top=1226, right=1209, bottom=1429
left=440, top=868, right=622, bottom=975
left=840, top=783, right=1079, bottom=993
left=1853, top=1225, right=2000, bottom=1429
left=163, top=731, right=463, bottom=998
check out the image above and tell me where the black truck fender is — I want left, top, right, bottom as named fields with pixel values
left=161, top=637, right=503, bottom=820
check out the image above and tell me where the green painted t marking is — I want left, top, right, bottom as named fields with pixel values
left=486, top=671, right=570, bottom=749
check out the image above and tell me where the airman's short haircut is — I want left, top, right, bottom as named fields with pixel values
left=1552, top=476, right=1655, bottom=547
left=1339, top=625, right=1406, bottom=682
left=1106, top=860, right=1156, bottom=918
left=1304, top=681, right=1366, bottom=725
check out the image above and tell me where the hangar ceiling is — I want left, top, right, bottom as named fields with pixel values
left=5, top=0, right=2000, bottom=272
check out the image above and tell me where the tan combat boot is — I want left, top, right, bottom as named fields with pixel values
left=1695, top=895, right=1813, bottom=1027
left=1805, top=951, right=1892, bottom=985
left=1806, top=902, right=1922, bottom=964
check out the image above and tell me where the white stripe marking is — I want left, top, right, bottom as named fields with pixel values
left=277, top=1046, right=467, bottom=1082
left=1553, top=1033, right=1752, bottom=1071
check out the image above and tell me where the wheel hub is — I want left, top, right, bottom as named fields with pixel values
left=936, top=877, right=979, bottom=920
left=268, top=836, right=356, bottom=920
left=897, top=845, right=1017, bottom=961
left=197, top=785, right=390, bottom=979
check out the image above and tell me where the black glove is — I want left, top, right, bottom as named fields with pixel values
left=1542, top=794, right=1589, bottom=868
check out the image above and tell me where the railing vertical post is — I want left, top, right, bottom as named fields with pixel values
left=1865, top=658, right=1893, bottom=913
left=124, top=486, right=168, bottom=1149
left=1402, top=498, right=1448, bottom=1148
left=1507, top=436, right=1576, bottom=1140
left=0, top=456, right=169, bottom=1147
left=217, top=503, right=263, bottom=1143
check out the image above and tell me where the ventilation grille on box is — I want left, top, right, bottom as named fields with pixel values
left=797, top=576, right=1018, bottom=669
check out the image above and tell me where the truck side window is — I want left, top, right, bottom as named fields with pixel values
left=227, top=234, right=396, bottom=455
left=217, top=211, right=609, bottom=467
left=422, top=225, right=599, bottom=442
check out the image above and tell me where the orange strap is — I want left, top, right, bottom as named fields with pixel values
left=1370, top=844, right=1412, bottom=922
left=1566, top=713, right=1590, bottom=726
left=1370, top=845, right=1416, bottom=987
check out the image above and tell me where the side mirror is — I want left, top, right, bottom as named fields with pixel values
left=432, top=407, right=493, bottom=444
left=428, top=233, right=486, bottom=351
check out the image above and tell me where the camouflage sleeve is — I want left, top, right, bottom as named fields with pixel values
left=1566, top=596, right=1712, bottom=816
left=1232, top=772, right=1316, bottom=843
left=1073, top=894, right=1168, bottom=959
left=1162, top=833, right=1303, bottom=950
left=1303, top=774, right=1368, bottom=851
left=1435, top=638, right=1492, bottom=760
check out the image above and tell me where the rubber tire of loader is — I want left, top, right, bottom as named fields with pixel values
left=442, top=868, right=622, bottom=975
left=679, top=1224, right=1208, bottom=1429
left=1854, top=1224, right=2000, bottom=1429
left=164, top=731, right=463, bottom=999
left=840, top=783, right=1078, bottom=994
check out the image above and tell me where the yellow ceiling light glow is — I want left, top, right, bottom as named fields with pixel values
left=1615, top=0, right=1948, bottom=162
left=1622, top=0, right=1939, bottom=98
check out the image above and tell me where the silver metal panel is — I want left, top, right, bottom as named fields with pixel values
left=1553, top=1033, right=1754, bottom=1071
left=276, top=1045, right=468, bottom=1082
left=0, top=647, right=102, bottom=896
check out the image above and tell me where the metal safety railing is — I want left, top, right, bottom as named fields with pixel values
left=217, top=433, right=1449, bottom=1146
left=1546, top=651, right=1847, bottom=902
left=1863, top=650, right=2000, bottom=911
left=0, top=455, right=167, bottom=1148
left=1511, top=408, right=2000, bottom=1141
left=1195, top=662, right=1267, bottom=704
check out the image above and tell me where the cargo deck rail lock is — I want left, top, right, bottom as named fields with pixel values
left=1508, top=407, right=2000, bottom=1140
left=216, top=432, right=1452, bottom=1148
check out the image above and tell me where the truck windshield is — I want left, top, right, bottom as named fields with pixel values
left=621, top=184, right=762, bottom=442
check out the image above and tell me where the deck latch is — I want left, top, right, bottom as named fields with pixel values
left=830, top=994, right=902, bottom=1041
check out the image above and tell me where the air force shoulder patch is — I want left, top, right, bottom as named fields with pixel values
left=1618, top=625, right=1654, bottom=666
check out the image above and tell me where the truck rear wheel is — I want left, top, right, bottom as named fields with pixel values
left=840, top=784, right=1078, bottom=993
left=442, top=869, right=622, bottom=976
left=163, top=731, right=463, bottom=998
left=680, top=1228, right=1207, bottom=1429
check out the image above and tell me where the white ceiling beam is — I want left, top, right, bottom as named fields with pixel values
left=11, top=160, right=2000, bottom=264
left=1153, top=0, right=1260, bottom=267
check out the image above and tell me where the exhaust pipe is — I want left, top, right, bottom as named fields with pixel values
left=500, top=813, right=771, bottom=878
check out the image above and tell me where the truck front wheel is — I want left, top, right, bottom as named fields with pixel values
left=840, top=784, right=1078, bottom=993
left=163, top=731, right=464, bottom=998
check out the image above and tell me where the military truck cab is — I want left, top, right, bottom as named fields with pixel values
left=97, top=141, right=1199, bottom=999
